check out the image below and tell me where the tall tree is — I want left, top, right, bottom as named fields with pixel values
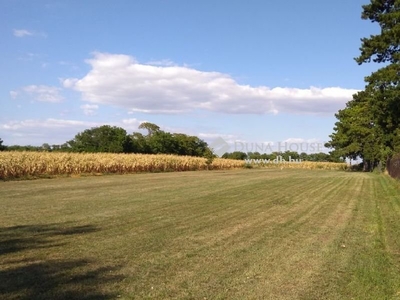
left=328, top=0, right=400, bottom=169
left=326, top=91, right=384, bottom=170
left=138, top=122, right=160, bottom=137
left=355, top=0, right=400, bottom=155
left=356, top=0, right=400, bottom=65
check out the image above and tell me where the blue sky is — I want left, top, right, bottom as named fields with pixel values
left=1, top=0, right=380, bottom=153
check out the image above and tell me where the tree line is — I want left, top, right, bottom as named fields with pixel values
left=0, top=123, right=213, bottom=158
left=326, top=0, right=400, bottom=171
left=0, top=123, right=338, bottom=162
left=222, top=151, right=340, bottom=162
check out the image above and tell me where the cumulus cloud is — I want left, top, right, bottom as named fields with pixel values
left=11, top=85, right=64, bottom=103
left=13, top=29, right=47, bottom=38
left=80, top=104, right=99, bottom=115
left=63, top=52, right=358, bottom=115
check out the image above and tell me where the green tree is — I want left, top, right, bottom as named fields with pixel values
left=299, top=152, right=308, bottom=161
left=356, top=0, right=400, bottom=66
left=328, top=0, right=400, bottom=169
left=326, top=91, right=384, bottom=170
left=68, top=125, right=131, bottom=153
left=131, top=123, right=211, bottom=157
left=147, top=131, right=179, bottom=154
left=138, top=122, right=160, bottom=137
left=222, top=151, right=247, bottom=160
left=130, top=132, right=150, bottom=153
left=41, top=143, right=51, bottom=152
left=281, top=150, right=300, bottom=161
left=172, top=133, right=209, bottom=157
left=355, top=0, right=400, bottom=159
left=247, top=152, right=262, bottom=159
left=6, top=145, right=41, bottom=151
left=202, top=147, right=215, bottom=169
left=0, top=138, right=6, bottom=151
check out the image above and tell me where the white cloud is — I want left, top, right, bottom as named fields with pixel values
left=63, top=52, right=358, bottom=116
left=1, top=119, right=99, bottom=145
left=80, top=104, right=99, bottom=115
left=198, top=133, right=239, bottom=144
left=279, top=138, right=328, bottom=153
left=13, top=29, right=34, bottom=37
left=12, top=85, right=64, bottom=103
left=121, top=118, right=143, bottom=131
left=147, top=59, right=175, bottom=66
left=1, top=118, right=143, bottom=132
left=282, top=138, right=320, bottom=144
left=1, top=119, right=96, bottom=130
left=9, top=91, right=19, bottom=99
left=0, top=118, right=144, bottom=146
left=13, top=29, right=47, bottom=38
left=62, top=78, right=78, bottom=88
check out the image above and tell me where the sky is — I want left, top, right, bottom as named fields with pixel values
left=1, top=0, right=381, bottom=154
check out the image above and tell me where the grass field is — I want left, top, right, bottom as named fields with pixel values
left=1, top=169, right=400, bottom=299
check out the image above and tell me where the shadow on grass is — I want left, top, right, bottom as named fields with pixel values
left=0, top=224, right=123, bottom=299
left=0, top=259, right=123, bottom=300
left=0, top=224, right=98, bottom=256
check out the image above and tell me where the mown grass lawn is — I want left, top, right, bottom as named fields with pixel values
left=1, top=169, right=400, bottom=299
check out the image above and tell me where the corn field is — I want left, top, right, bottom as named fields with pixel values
left=0, top=152, right=244, bottom=180
left=0, top=152, right=347, bottom=180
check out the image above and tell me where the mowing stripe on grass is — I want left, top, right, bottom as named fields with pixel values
left=0, top=169, right=400, bottom=299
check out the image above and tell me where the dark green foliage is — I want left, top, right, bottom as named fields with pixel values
left=281, top=151, right=300, bottom=160
left=132, top=123, right=211, bottom=157
left=356, top=0, right=400, bottom=65
left=130, top=132, right=151, bottom=154
left=0, top=138, right=6, bottom=151
left=68, top=125, right=131, bottom=153
left=305, top=152, right=337, bottom=162
left=172, top=133, right=210, bottom=157
left=2, top=122, right=213, bottom=158
left=147, top=131, right=179, bottom=154
left=203, top=148, right=216, bottom=169
left=224, top=151, right=339, bottom=162
left=222, top=151, right=248, bottom=160
left=364, top=65, right=400, bottom=149
left=357, top=0, right=400, bottom=157
left=328, top=0, right=400, bottom=170
left=6, top=145, right=42, bottom=151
